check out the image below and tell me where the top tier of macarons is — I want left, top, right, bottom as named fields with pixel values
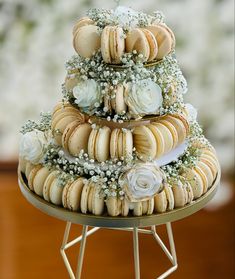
left=72, top=6, right=175, bottom=64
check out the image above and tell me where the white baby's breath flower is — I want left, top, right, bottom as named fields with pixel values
left=124, top=79, right=163, bottom=117
left=19, top=130, right=47, bottom=164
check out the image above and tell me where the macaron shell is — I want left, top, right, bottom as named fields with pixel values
left=25, top=162, right=35, bottom=179
left=118, top=130, right=123, bottom=159
left=88, top=184, right=95, bottom=213
left=115, top=84, right=127, bottom=114
left=53, top=102, right=72, bottom=115
left=200, top=155, right=218, bottom=178
left=146, top=198, right=154, bottom=215
left=43, top=171, right=58, bottom=202
left=182, top=168, right=204, bottom=199
left=158, top=119, right=179, bottom=148
left=154, top=190, right=167, bottom=213
left=147, top=124, right=165, bottom=158
left=121, top=198, right=130, bottom=216
left=95, top=126, right=111, bottom=162
left=49, top=179, right=63, bottom=205
left=146, top=25, right=172, bottom=60
left=106, top=197, right=121, bottom=216
left=73, top=25, right=101, bottom=58
left=172, top=185, right=187, bottom=208
left=185, top=182, right=194, bottom=204
left=152, top=122, right=173, bottom=154
left=80, top=181, right=91, bottom=214
left=62, top=120, right=82, bottom=151
left=164, top=115, right=187, bottom=144
left=197, top=161, right=214, bottom=188
left=68, top=178, right=84, bottom=211
left=126, top=28, right=150, bottom=61
left=101, top=26, right=112, bottom=63
left=133, top=202, right=143, bottom=216
left=110, top=129, right=120, bottom=159
left=62, top=182, right=71, bottom=209
left=28, top=165, right=42, bottom=191
left=33, top=167, right=51, bottom=197
left=133, top=125, right=157, bottom=161
left=91, top=186, right=105, bottom=216
left=194, top=165, right=209, bottom=194
left=112, top=27, right=125, bottom=64
left=142, top=200, right=148, bottom=215
left=164, top=185, right=174, bottom=210
left=142, top=28, right=158, bottom=61
left=122, top=129, right=133, bottom=158
left=68, top=123, right=92, bottom=156
left=72, top=17, right=93, bottom=35
left=88, top=128, right=98, bottom=159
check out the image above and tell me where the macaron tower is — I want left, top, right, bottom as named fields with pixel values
left=19, top=6, right=220, bottom=217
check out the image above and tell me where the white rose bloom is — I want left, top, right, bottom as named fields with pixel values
left=19, top=130, right=47, bottom=164
left=113, top=6, right=138, bottom=29
left=125, top=79, right=163, bottom=117
left=119, top=163, right=165, bottom=202
left=73, top=79, right=101, bottom=113
left=185, top=103, right=198, bottom=122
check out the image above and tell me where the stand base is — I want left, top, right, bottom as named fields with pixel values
left=61, top=222, right=177, bottom=279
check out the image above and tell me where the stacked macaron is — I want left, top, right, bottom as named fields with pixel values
left=72, top=17, right=175, bottom=63
left=51, top=102, right=86, bottom=146
left=133, top=114, right=189, bottom=161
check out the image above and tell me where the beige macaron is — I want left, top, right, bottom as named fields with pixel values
left=197, top=161, right=214, bottom=188
left=146, top=24, right=174, bottom=60
left=154, top=189, right=167, bottom=213
left=68, top=123, right=92, bottom=156
left=101, top=26, right=125, bottom=64
left=133, top=125, right=157, bottom=161
left=172, top=183, right=188, bottom=208
left=43, top=170, right=58, bottom=202
left=110, top=129, right=120, bottom=159
left=194, top=165, right=209, bottom=194
left=147, top=124, right=165, bottom=158
left=62, top=120, right=83, bottom=151
left=28, top=165, right=42, bottom=191
left=64, top=75, right=80, bottom=91
left=125, top=28, right=150, bottom=62
left=181, top=168, right=204, bottom=199
left=164, top=185, right=175, bottom=210
left=122, top=129, right=133, bottom=159
left=152, top=122, right=174, bottom=154
left=158, top=119, right=179, bottom=148
left=164, top=115, right=188, bottom=144
left=25, top=162, right=35, bottom=179
left=62, top=177, right=84, bottom=211
left=49, top=178, right=63, bottom=205
left=73, top=25, right=101, bottom=58
left=142, top=28, right=158, bottom=61
left=80, top=180, right=91, bottom=214
left=88, top=183, right=105, bottom=215
left=111, top=84, right=127, bottom=114
left=72, top=17, right=94, bottom=35
left=133, top=201, right=143, bottom=216
left=121, top=198, right=130, bottom=217
left=95, top=126, right=111, bottom=162
left=88, top=128, right=99, bottom=159
left=142, top=198, right=154, bottom=215
left=106, top=196, right=122, bottom=217
left=200, top=154, right=218, bottom=178
left=33, top=166, right=51, bottom=197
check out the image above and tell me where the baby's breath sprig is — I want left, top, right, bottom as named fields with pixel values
left=20, top=112, right=52, bottom=134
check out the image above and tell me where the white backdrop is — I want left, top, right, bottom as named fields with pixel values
left=0, top=0, right=234, bottom=173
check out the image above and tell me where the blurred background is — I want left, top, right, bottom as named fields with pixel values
left=0, top=0, right=234, bottom=278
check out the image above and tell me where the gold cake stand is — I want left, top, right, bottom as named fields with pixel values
left=18, top=169, right=220, bottom=279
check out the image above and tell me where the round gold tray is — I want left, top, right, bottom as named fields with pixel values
left=18, top=170, right=220, bottom=228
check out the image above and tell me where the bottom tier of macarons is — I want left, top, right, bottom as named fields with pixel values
left=19, top=146, right=219, bottom=217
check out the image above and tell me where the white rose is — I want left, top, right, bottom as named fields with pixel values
left=125, top=79, right=163, bottom=117
left=19, top=130, right=47, bottom=164
left=119, top=163, right=165, bottom=202
left=185, top=103, right=198, bottom=122
left=113, top=6, right=138, bottom=28
left=73, top=79, right=101, bottom=113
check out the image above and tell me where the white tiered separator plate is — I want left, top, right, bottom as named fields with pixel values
left=18, top=168, right=220, bottom=279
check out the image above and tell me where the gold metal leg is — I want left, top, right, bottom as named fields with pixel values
left=60, top=222, right=177, bottom=279
left=133, top=227, right=140, bottom=279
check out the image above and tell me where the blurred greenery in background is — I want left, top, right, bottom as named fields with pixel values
left=0, top=0, right=234, bottom=173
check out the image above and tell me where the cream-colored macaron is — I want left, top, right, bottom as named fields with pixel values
left=121, top=198, right=130, bottom=217
left=184, top=182, right=194, bottom=204
left=142, top=198, right=154, bottom=215
left=101, top=26, right=125, bottom=64
left=64, top=75, right=80, bottom=91
left=33, top=166, right=51, bottom=197
left=68, top=123, right=92, bottom=156
left=194, top=164, right=209, bottom=194
left=43, top=170, right=58, bottom=202
left=146, top=24, right=174, bottom=60
left=72, top=17, right=94, bottom=35
left=25, top=162, right=35, bottom=179
left=89, top=183, right=105, bottom=215
left=152, top=122, right=174, bottom=154
left=122, top=129, right=133, bottom=159
left=164, top=115, right=187, bottom=144
left=181, top=168, right=204, bottom=199
left=172, top=183, right=188, bottom=208
left=154, top=190, right=167, bottom=213
left=28, top=165, right=42, bottom=191
left=95, top=126, right=111, bottom=162
left=88, top=128, right=99, bottom=159
left=200, top=154, right=218, bottom=178
left=62, top=177, right=84, bottom=211
left=142, top=28, right=158, bottom=61
left=164, top=185, right=175, bottom=210
left=110, top=128, right=120, bottom=159
left=133, top=125, right=157, bottom=161
left=197, top=161, right=214, bottom=189
left=73, top=25, right=101, bottom=58
left=49, top=178, right=63, bottom=205
left=80, top=180, right=91, bottom=214
left=106, top=196, right=121, bottom=217
left=62, top=120, right=82, bottom=151
left=158, top=119, right=179, bottom=148
left=147, top=124, right=165, bottom=158
left=111, top=84, right=127, bottom=114
left=126, top=28, right=150, bottom=62
left=133, top=201, right=143, bottom=216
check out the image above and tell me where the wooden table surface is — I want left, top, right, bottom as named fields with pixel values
left=0, top=169, right=234, bottom=279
